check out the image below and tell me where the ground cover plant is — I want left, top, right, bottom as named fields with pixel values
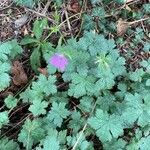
left=0, top=0, right=150, bottom=149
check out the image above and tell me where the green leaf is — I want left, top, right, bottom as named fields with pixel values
left=9, top=39, right=23, bottom=59
left=140, top=58, right=150, bottom=73
left=0, top=111, right=9, bottom=128
left=139, top=136, right=150, bottom=150
left=4, top=95, right=17, bottom=109
left=129, top=68, right=145, bottom=82
left=68, top=111, right=85, bottom=134
left=20, top=37, right=39, bottom=45
left=0, top=137, right=19, bottom=150
left=21, top=74, right=57, bottom=103
left=143, top=42, right=150, bottom=52
left=0, top=62, right=10, bottom=73
left=146, top=79, right=150, bottom=86
left=0, top=72, right=11, bottom=91
left=33, top=19, right=48, bottom=39
left=0, top=40, right=22, bottom=91
left=29, top=100, right=48, bottom=116
left=47, top=102, right=70, bottom=127
left=115, top=83, right=128, bottom=99
left=90, top=0, right=102, bottom=5
left=53, top=0, right=63, bottom=7
left=68, top=73, right=96, bottom=98
left=143, top=4, right=150, bottom=14
left=67, top=132, right=93, bottom=150
left=92, top=7, right=105, bottom=18
left=104, top=139, right=126, bottom=150
left=95, top=73, right=115, bottom=91
left=0, top=61, right=11, bottom=91
left=126, top=129, right=142, bottom=150
left=42, top=135, right=60, bottom=150
left=82, top=14, right=95, bottom=31
left=88, top=109, right=124, bottom=142
left=40, top=129, right=60, bottom=150
left=97, top=91, right=116, bottom=112
left=30, top=47, right=41, bottom=72
left=79, top=96, right=94, bottom=113
left=18, top=119, right=45, bottom=149
left=14, top=0, right=35, bottom=8
left=0, top=41, right=12, bottom=61
left=37, top=129, right=67, bottom=150
left=123, top=93, right=150, bottom=127
left=33, top=74, right=57, bottom=96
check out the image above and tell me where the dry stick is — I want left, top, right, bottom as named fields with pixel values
left=124, top=0, right=140, bottom=5
left=117, top=0, right=140, bottom=11
left=72, top=101, right=97, bottom=150
left=75, top=0, right=87, bottom=39
left=58, top=11, right=85, bottom=28
left=0, top=2, right=13, bottom=11
left=107, top=0, right=140, bottom=18
left=41, top=1, right=51, bottom=15
left=128, top=17, right=150, bottom=25
left=141, top=21, right=146, bottom=32
left=64, top=8, right=73, bottom=37
left=0, top=114, right=31, bottom=139
left=25, top=7, right=56, bottom=24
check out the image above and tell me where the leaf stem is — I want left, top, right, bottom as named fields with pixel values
left=72, top=101, right=97, bottom=150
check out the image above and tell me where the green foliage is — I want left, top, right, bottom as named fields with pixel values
left=30, top=47, right=41, bottom=72
left=20, top=18, right=49, bottom=72
left=9, top=39, right=23, bottom=59
left=0, top=137, right=19, bottom=150
left=0, top=40, right=22, bottom=91
left=67, top=133, right=92, bottom=150
left=143, top=42, right=150, bottom=52
left=20, top=74, right=57, bottom=103
left=33, top=19, right=48, bottom=40
left=0, top=111, right=9, bottom=128
left=68, top=110, right=85, bottom=134
left=103, top=139, right=127, bottom=150
left=123, top=93, right=150, bottom=127
left=39, top=133, right=60, bottom=150
left=53, top=0, right=63, bottom=7
left=0, top=41, right=12, bottom=61
left=18, top=119, right=45, bottom=149
left=14, top=0, right=36, bottom=8
left=90, top=0, right=102, bottom=5
left=0, top=62, right=11, bottom=91
left=68, top=73, right=96, bottom=98
left=143, top=4, right=150, bottom=14
left=1, top=1, right=150, bottom=148
left=47, top=102, right=70, bottom=127
left=88, top=109, right=124, bottom=142
left=1, top=29, right=150, bottom=149
left=140, top=58, right=150, bottom=73
left=129, top=68, right=145, bottom=82
left=29, top=99, right=48, bottom=116
left=4, top=95, right=17, bottom=109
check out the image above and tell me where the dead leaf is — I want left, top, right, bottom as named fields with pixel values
left=0, top=0, right=9, bottom=9
left=38, top=68, right=48, bottom=76
left=124, top=0, right=134, bottom=3
left=11, top=61, right=28, bottom=86
left=68, top=0, right=81, bottom=13
left=14, top=15, right=28, bottom=28
left=125, top=5, right=132, bottom=11
left=117, top=17, right=150, bottom=36
left=22, top=26, right=29, bottom=36
left=117, top=19, right=130, bottom=36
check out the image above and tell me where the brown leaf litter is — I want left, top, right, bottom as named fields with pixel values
left=117, top=17, right=150, bottom=36
left=11, top=61, right=28, bottom=86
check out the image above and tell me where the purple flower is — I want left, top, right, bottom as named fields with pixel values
left=49, top=53, right=68, bottom=71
